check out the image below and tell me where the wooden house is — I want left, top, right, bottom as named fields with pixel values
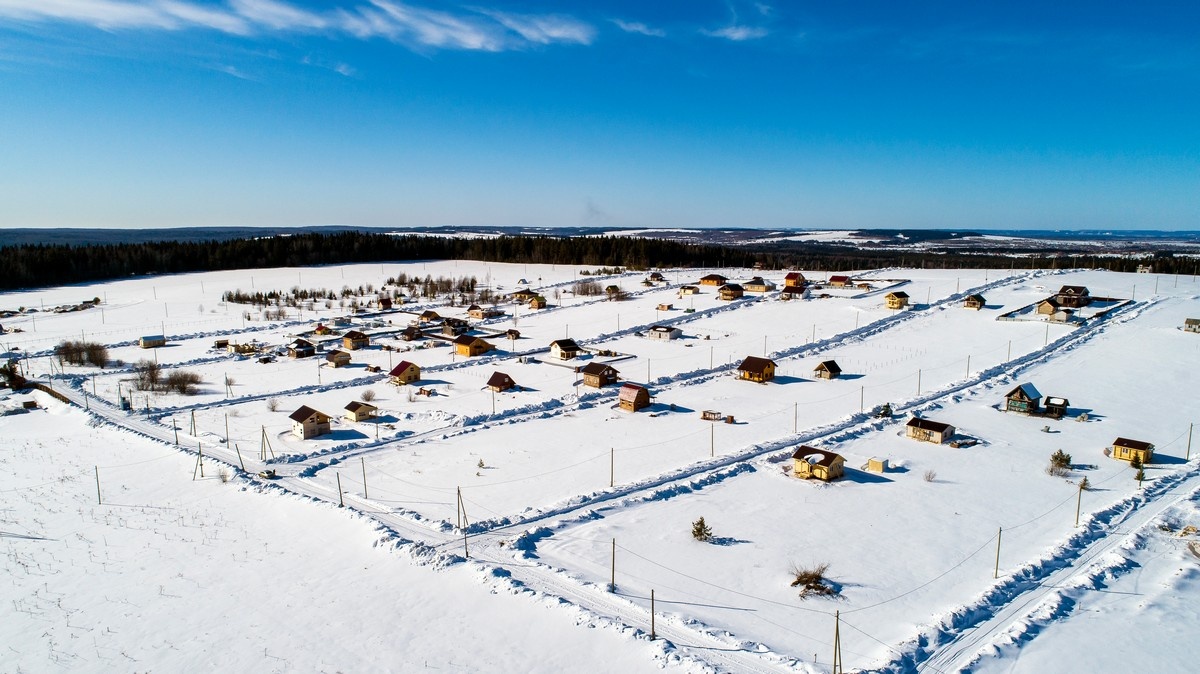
left=343, top=401, right=377, bottom=422
left=905, top=417, right=955, bottom=444
left=441, top=318, right=470, bottom=336
left=886, top=291, right=910, bottom=309
left=813, top=360, right=842, bottom=380
left=504, top=329, right=521, bottom=341
left=139, top=335, right=167, bottom=348
left=744, top=277, right=775, bottom=293
left=1111, top=437, right=1154, bottom=464
left=581, top=362, right=620, bottom=388
left=389, top=360, right=421, bottom=385
left=828, top=275, right=851, bottom=288
left=550, top=338, right=584, bottom=360
left=1037, top=298, right=1061, bottom=315
left=647, top=325, right=682, bottom=341
left=511, top=288, right=538, bottom=303
left=792, top=446, right=845, bottom=481
left=487, top=371, right=516, bottom=392
left=699, top=274, right=728, bottom=286
left=325, top=350, right=352, bottom=368
left=1056, top=285, right=1091, bottom=308
left=378, top=297, right=393, bottom=310
left=783, top=271, right=806, bottom=288
left=779, top=285, right=806, bottom=300
left=718, top=284, right=744, bottom=301
left=1044, top=396, right=1069, bottom=419
left=1004, top=383, right=1042, bottom=414
left=1184, top=318, right=1200, bottom=333
left=289, top=405, right=331, bottom=439
left=417, top=310, right=440, bottom=324
left=468, top=305, right=503, bottom=319
left=737, top=356, right=777, bottom=383
left=648, top=272, right=665, bottom=283
left=313, top=324, right=332, bottom=336
left=1049, top=308, right=1074, bottom=323
left=213, top=339, right=229, bottom=349
left=618, top=383, right=651, bottom=412
left=400, top=326, right=423, bottom=341
left=288, top=338, right=316, bottom=359
left=454, top=335, right=493, bottom=357
left=656, top=303, right=673, bottom=311
left=679, top=285, right=700, bottom=296
left=963, top=294, right=986, bottom=310
left=529, top=296, right=547, bottom=309
left=342, top=330, right=370, bottom=350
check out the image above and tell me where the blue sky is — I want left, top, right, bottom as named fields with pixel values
left=1, top=1, right=1197, bottom=230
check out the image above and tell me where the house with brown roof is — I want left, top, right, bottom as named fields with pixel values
left=828, top=275, right=851, bottom=288
left=813, top=360, right=842, bottom=380
left=618, top=383, right=651, bottom=412
left=886, top=291, right=910, bottom=309
left=963, top=294, right=986, bottom=310
left=699, top=274, right=728, bottom=286
left=344, top=401, right=377, bottom=422
left=718, top=284, right=744, bottom=301
left=1037, top=298, right=1061, bottom=315
left=792, top=446, right=845, bottom=481
left=1184, top=318, right=1200, bottom=333
left=647, top=325, right=682, bottom=341
left=417, top=310, right=440, bottom=324
left=487, top=371, right=516, bottom=392
left=779, top=285, right=807, bottom=300
left=550, top=338, right=583, bottom=360
left=288, top=338, right=316, bottom=359
left=905, top=417, right=955, bottom=444
left=389, top=361, right=421, bottom=385
left=511, top=288, right=539, bottom=303
left=1056, top=285, right=1091, bottom=308
left=468, top=305, right=504, bottom=319
left=325, top=350, right=352, bottom=368
left=1111, top=438, right=1154, bottom=464
left=737, top=356, right=776, bottom=383
left=783, top=271, right=806, bottom=288
left=400, top=326, right=423, bottom=341
left=1004, top=383, right=1041, bottom=414
left=656, top=303, right=673, bottom=311
left=504, top=328, right=521, bottom=341
left=342, top=330, right=370, bottom=350
left=289, top=405, right=331, bottom=439
left=581, top=362, right=620, bottom=388
left=454, top=335, right=493, bottom=357
left=378, top=297, right=393, bottom=310
left=648, top=272, right=665, bottom=283
left=679, top=285, right=700, bottom=296
left=529, top=296, right=548, bottom=309
left=744, top=277, right=775, bottom=293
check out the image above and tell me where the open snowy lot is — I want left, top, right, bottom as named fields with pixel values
left=3, top=261, right=1198, bottom=673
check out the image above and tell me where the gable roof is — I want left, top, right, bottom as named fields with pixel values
left=290, top=338, right=314, bottom=348
left=550, top=338, right=581, bottom=351
left=784, top=271, right=805, bottom=281
left=453, top=334, right=485, bottom=346
left=906, top=417, right=953, bottom=433
left=887, top=291, right=909, bottom=299
left=288, top=405, right=325, bottom=423
left=618, top=383, right=648, bottom=401
left=343, top=330, right=368, bottom=340
left=344, top=401, right=376, bottom=413
left=581, top=362, right=618, bottom=376
left=719, top=283, right=744, bottom=291
left=814, top=360, right=841, bottom=374
left=964, top=294, right=986, bottom=303
left=1185, top=318, right=1200, bottom=326
left=790, top=446, right=842, bottom=467
left=1005, top=383, right=1042, bottom=401
left=1113, top=437, right=1153, bottom=451
left=738, top=355, right=776, bottom=374
left=389, top=360, right=418, bottom=376
left=486, top=372, right=515, bottom=389
left=326, top=349, right=350, bottom=361
left=1058, top=285, right=1089, bottom=296
left=829, top=275, right=850, bottom=283
left=700, top=273, right=727, bottom=282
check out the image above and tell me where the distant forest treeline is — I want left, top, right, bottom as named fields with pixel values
left=0, top=231, right=1193, bottom=291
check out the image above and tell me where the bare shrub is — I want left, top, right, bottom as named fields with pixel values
left=164, top=371, right=202, bottom=395
left=789, top=562, right=838, bottom=598
left=266, top=397, right=280, bottom=412
left=923, top=469, right=937, bottom=483
left=360, top=389, right=377, bottom=402
left=84, top=343, right=109, bottom=368
left=1046, top=463, right=1070, bottom=478
left=133, top=359, right=162, bottom=391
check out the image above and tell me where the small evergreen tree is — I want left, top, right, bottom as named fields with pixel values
left=1135, top=468, right=1145, bottom=484
left=692, top=517, right=713, bottom=542
left=1050, top=449, right=1072, bottom=469
left=1130, top=455, right=1143, bottom=470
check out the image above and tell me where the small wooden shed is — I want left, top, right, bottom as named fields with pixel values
left=963, top=294, right=986, bottom=310
left=1184, top=318, right=1200, bottom=333
left=647, top=325, right=682, bottom=341
left=905, top=417, right=955, bottom=444
left=813, top=360, right=842, bottom=380
left=343, top=401, right=377, bottom=422
left=792, top=446, right=845, bottom=481
left=1044, top=396, right=1069, bottom=419
left=738, top=356, right=777, bottom=383
left=1111, top=437, right=1154, bottom=464
left=529, top=296, right=548, bottom=309
left=1004, top=383, right=1042, bottom=414
left=139, top=335, right=167, bottom=348
left=618, top=383, right=651, bottom=412
left=289, top=405, right=331, bottom=439
left=581, top=362, right=620, bottom=388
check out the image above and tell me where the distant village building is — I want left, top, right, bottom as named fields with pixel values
left=779, top=285, right=807, bottom=300
left=656, top=303, right=673, bottom=311
left=400, top=326, right=423, bottom=341
left=699, top=274, right=728, bottom=286
left=885, top=291, right=910, bottom=309
left=467, top=305, right=503, bottom=319
left=342, top=330, right=370, bottom=350
left=453, top=335, right=493, bottom=357
left=378, top=297, right=393, bottom=310
left=289, top=405, right=331, bottom=439
left=792, top=446, right=845, bottom=481
left=1055, top=285, right=1091, bottom=308
left=343, top=401, right=377, bottom=422
left=783, top=271, right=806, bottom=288
left=1111, top=437, right=1154, bottom=464
left=550, top=338, right=584, bottom=360
left=1184, top=318, right=1200, bottom=334
left=1036, top=298, right=1061, bottom=315
left=139, top=335, right=167, bottom=348
left=828, top=275, right=851, bottom=288
left=511, top=288, right=539, bottom=303
left=288, top=338, right=316, bottom=359
left=441, top=318, right=470, bottom=336
left=718, top=284, right=744, bottom=301
left=744, top=277, right=775, bottom=293
left=648, top=272, right=665, bottom=283
left=905, top=417, right=955, bottom=444
left=529, top=296, right=547, bottom=309
left=487, top=371, right=516, bottom=392
left=1136, top=265, right=1152, bottom=274
left=647, top=325, right=682, bottom=341
left=618, top=383, right=651, bottom=412
left=737, top=356, right=777, bottom=383
left=418, top=310, right=441, bottom=324
left=813, top=360, right=842, bottom=380
left=389, top=360, right=421, bottom=385
left=504, top=329, right=521, bottom=341
left=1049, top=308, right=1074, bottom=324
left=325, top=350, right=352, bottom=368
left=963, top=294, right=986, bottom=310
left=313, top=324, right=332, bottom=335
left=679, top=285, right=700, bottom=296
left=581, top=362, right=620, bottom=388
left=1004, top=383, right=1042, bottom=414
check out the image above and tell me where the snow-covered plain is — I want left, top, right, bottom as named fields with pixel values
left=3, top=261, right=1198, bottom=673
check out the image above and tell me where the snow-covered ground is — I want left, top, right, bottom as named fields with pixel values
left=3, top=261, right=1198, bottom=673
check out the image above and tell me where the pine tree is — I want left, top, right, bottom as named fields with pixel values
left=692, top=517, right=713, bottom=542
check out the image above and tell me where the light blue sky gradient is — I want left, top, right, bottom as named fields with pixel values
left=1, top=1, right=1196, bottom=230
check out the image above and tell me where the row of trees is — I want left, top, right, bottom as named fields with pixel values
left=54, top=340, right=109, bottom=368
left=133, top=360, right=202, bottom=395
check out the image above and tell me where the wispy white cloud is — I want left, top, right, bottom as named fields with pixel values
left=610, top=18, right=664, bottom=38
left=0, top=0, right=596, bottom=52
left=703, top=25, right=768, bottom=41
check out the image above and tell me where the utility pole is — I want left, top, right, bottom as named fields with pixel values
left=1075, top=481, right=1084, bottom=527
left=172, top=417, right=178, bottom=445
left=235, top=444, right=246, bottom=471
left=95, top=466, right=102, bottom=505
left=362, top=458, right=369, bottom=498
left=190, top=409, right=196, bottom=435
left=225, top=413, right=230, bottom=448
left=965, top=355, right=971, bottom=379
left=609, top=538, right=616, bottom=592
left=1187, top=423, right=1193, bottom=462
left=793, top=402, right=797, bottom=434
left=650, top=589, right=656, bottom=640
left=610, top=449, right=615, bottom=487
left=1007, top=340, right=1012, bottom=362
left=916, top=369, right=922, bottom=395
left=994, top=526, right=1002, bottom=578
left=859, top=386, right=864, bottom=414
left=337, top=473, right=344, bottom=507
left=832, top=610, right=843, bottom=674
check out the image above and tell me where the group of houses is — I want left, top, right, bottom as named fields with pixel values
left=733, top=357, right=845, bottom=383
left=288, top=401, right=380, bottom=439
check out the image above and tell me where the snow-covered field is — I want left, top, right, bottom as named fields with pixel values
left=3, top=261, right=1198, bottom=673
